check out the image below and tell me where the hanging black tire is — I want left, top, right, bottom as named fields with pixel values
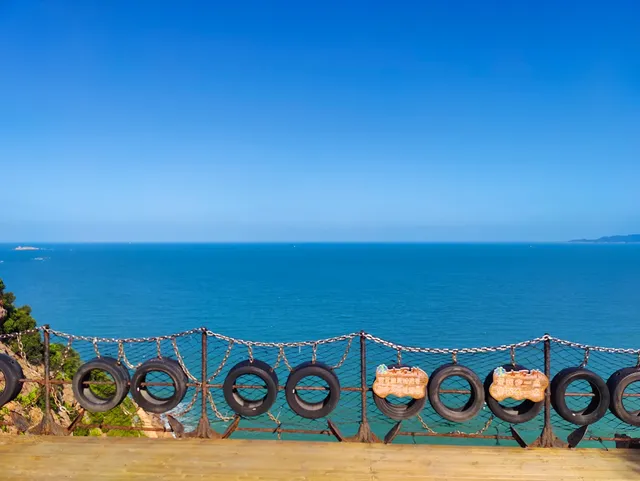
left=130, top=358, right=187, bottom=414
left=551, top=367, right=610, bottom=426
left=0, top=353, right=24, bottom=407
left=223, top=359, right=279, bottom=417
left=607, top=367, right=640, bottom=426
left=484, top=364, right=544, bottom=424
left=285, top=362, right=340, bottom=419
left=72, top=357, right=130, bottom=412
left=373, top=364, right=427, bottom=421
left=428, top=364, right=484, bottom=423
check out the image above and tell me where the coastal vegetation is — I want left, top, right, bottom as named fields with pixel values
left=0, top=278, right=146, bottom=436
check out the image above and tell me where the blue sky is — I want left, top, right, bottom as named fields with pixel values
left=1, top=1, right=639, bottom=242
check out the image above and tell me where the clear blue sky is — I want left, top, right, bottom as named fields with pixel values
left=1, top=1, right=638, bottom=242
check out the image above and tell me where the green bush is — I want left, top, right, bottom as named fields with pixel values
left=1, top=278, right=145, bottom=437
left=0, top=280, right=44, bottom=364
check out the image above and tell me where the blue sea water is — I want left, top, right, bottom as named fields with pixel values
left=1, top=243, right=639, bottom=348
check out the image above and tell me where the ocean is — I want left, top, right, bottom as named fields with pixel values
left=1, top=243, right=639, bottom=348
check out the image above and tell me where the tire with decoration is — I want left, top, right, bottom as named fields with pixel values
left=484, top=364, right=544, bottom=424
left=607, top=367, right=640, bottom=426
left=0, top=353, right=24, bottom=407
left=428, top=363, right=484, bottom=422
left=372, top=364, right=427, bottom=421
left=130, top=358, right=188, bottom=413
left=551, top=367, right=609, bottom=426
left=285, top=361, right=340, bottom=419
left=72, top=357, right=130, bottom=412
left=223, top=359, right=279, bottom=417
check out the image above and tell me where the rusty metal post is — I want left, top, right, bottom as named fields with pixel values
left=43, top=326, right=52, bottom=416
left=201, top=328, right=208, bottom=422
left=360, top=332, right=368, bottom=423
left=184, top=328, right=218, bottom=438
left=353, top=331, right=377, bottom=442
left=30, top=325, right=64, bottom=435
left=532, top=334, right=565, bottom=448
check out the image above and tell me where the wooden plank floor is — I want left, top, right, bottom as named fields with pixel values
left=1, top=436, right=639, bottom=480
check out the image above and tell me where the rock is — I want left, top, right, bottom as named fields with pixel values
left=136, top=408, right=173, bottom=439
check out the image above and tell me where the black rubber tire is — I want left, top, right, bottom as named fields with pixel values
left=71, top=357, right=130, bottom=412
left=428, top=364, right=484, bottom=422
left=607, top=367, right=640, bottom=426
left=484, top=364, right=544, bottom=424
left=131, top=358, right=187, bottom=414
left=285, top=362, right=340, bottom=419
left=551, top=367, right=610, bottom=426
left=223, top=359, right=279, bottom=417
left=372, top=364, right=427, bottom=421
left=0, top=353, right=24, bottom=407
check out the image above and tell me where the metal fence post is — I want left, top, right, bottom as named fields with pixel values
left=191, top=327, right=217, bottom=438
left=533, top=334, right=565, bottom=448
left=360, top=332, right=368, bottom=424
left=43, top=326, right=52, bottom=417
left=201, top=328, right=208, bottom=423
left=353, top=331, right=377, bottom=442
left=30, top=325, right=64, bottom=435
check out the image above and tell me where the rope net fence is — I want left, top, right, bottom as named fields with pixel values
left=0, top=327, right=639, bottom=447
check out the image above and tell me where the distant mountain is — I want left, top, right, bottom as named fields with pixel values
left=569, top=234, right=640, bottom=244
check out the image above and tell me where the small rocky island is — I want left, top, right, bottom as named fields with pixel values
left=569, top=234, right=640, bottom=244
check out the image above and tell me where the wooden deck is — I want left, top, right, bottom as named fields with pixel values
left=0, top=436, right=639, bottom=480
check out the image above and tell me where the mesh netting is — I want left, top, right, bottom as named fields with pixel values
left=1, top=327, right=639, bottom=447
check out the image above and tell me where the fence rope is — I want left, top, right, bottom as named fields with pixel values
left=207, top=341, right=234, bottom=383
left=207, top=390, right=234, bottom=421
left=171, top=337, right=199, bottom=382
left=16, top=333, right=27, bottom=359
left=273, top=345, right=294, bottom=371
left=418, top=413, right=495, bottom=437
left=40, top=327, right=640, bottom=355
left=117, top=341, right=142, bottom=370
left=581, top=348, right=590, bottom=367
left=332, top=337, right=353, bottom=369
left=170, top=387, right=201, bottom=418
left=0, top=327, right=43, bottom=341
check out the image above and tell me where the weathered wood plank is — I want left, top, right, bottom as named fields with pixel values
left=0, top=436, right=638, bottom=480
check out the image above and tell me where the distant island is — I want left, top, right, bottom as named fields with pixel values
left=13, top=246, right=40, bottom=251
left=569, top=234, right=640, bottom=244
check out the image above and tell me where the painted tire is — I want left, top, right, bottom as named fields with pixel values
left=223, top=359, right=279, bottom=417
left=373, top=364, right=427, bottom=421
left=285, top=362, right=340, bottom=419
left=130, top=358, right=187, bottom=414
left=72, top=357, right=130, bottom=412
left=551, top=367, right=609, bottom=426
left=428, top=364, right=484, bottom=423
left=0, top=353, right=24, bottom=407
left=484, top=364, right=544, bottom=424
